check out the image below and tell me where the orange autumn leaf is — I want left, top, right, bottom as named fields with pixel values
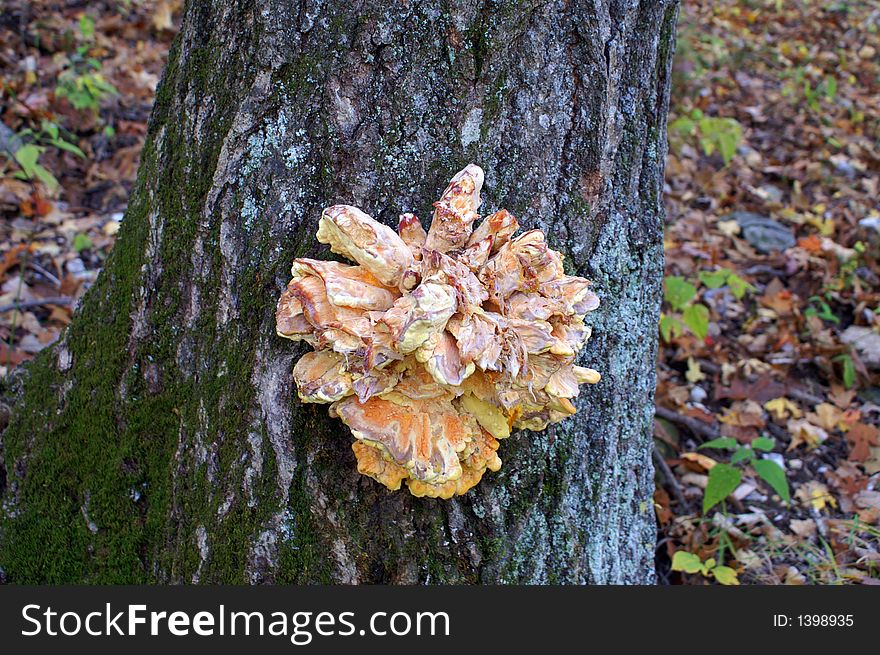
left=797, top=233, right=823, bottom=253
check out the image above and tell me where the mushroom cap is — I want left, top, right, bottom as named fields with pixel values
left=317, top=204, right=414, bottom=288
left=425, top=164, right=484, bottom=253
left=277, top=164, right=601, bottom=498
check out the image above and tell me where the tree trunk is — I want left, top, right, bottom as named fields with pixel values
left=0, top=0, right=678, bottom=584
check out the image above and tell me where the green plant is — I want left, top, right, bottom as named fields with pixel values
left=55, top=66, right=118, bottom=113
left=661, top=267, right=756, bottom=343
left=698, top=267, right=755, bottom=299
left=699, top=436, right=790, bottom=512
left=669, top=108, right=743, bottom=165
left=804, top=294, right=840, bottom=324
left=3, top=120, right=85, bottom=193
left=832, top=353, right=856, bottom=389
left=9, top=144, right=58, bottom=192
left=671, top=551, right=739, bottom=585
left=660, top=276, right=710, bottom=342
left=782, top=66, right=839, bottom=113
left=54, top=14, right=118, bottom=115
left=72, top=233, right=93, bottom=252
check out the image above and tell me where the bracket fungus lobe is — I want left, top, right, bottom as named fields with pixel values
left=276, top=164, right=601, bottom=499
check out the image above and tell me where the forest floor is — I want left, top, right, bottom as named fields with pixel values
left=1, top=0, right=878, bottom=584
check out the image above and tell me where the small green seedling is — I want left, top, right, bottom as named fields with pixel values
left=699, top=436, right=790, bottom=512
left=671, top=551, right=739, bottom=585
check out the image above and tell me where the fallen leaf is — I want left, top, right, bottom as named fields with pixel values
left=797, top=233, right=823, bottom=253
left=846, top=422, right=880, bottom=463
left=681, top=452, right=718, bottom=471
left=789, top=518, right=817, bottom=538
left=787, top=419, right=829, bottom=450
left=686, top=357, right=705, bottom=383
left=765, top=397, right=802, bottom=420
left=152, top=1, right=175, bottom=31
left=759, top=278, right=795, bottom=315
left=717, top=374, right=787, bottom=403
left=717, top=219, right=741, bottom=237
left=853, top=490, right=880, bottom=511
left=795, top=481, right=836, bottom=512
left=807, top=403, right=847, bottom=432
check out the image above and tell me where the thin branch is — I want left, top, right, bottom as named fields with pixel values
left=655, top=405, right=719, bottom=441
left=27, top=260, right=61, bottom=287
left=0, top=296, right=72, bottom=314
left=653, top=445, right=692, bottom=514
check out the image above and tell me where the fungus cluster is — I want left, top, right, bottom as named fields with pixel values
left=276, top=164, right=600, bottom=498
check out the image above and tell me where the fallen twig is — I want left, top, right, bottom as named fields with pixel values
left=27, top=260, right=61, bottom=288
left=653, top=445, right=693, bottom=514
left=0, top=296, right=72, bottom=314
left=655, top=405, right=719, bottom=441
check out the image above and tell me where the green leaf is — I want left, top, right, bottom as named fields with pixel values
left=669, top=117, right=696, bottom=137
left=72, top=233, right=93, bottom=252
left=32, top=163, right=58, bottom=193
left=41, top=120, right=59, bottom=140
left=13, top=144, right=42, bottom=177
left=699, top=269, right=730, bottom=289
left=664, top=276, right=696, bottom=311
left=671, top=551, right=703, bottom=574
left=699, top=437, right=738, bottom=451
left=753, top=459, right=790, bottom=503
left=825, top=75, right=837, bottom=100
left=726, top=274, right=755, bottom=299
left=79, top=14, right=95, bottom=39
left=699, top=135, right=715, bottom=157
left=50, top=138, right=86, bottom=158
left=751, top=436, right=775, bottom=452
left=698, top=117, right=743, bottom=165
left=716, top=129, right=740, bottom=165
left=659, top=315, right=683, bottom=343
left=682, top=303, right=710, bottom=340
left=731, top=447, right=753, bottom=465
left=703, top=463, right=742, bottom=513
left=834, top=354, right=856, bottom=389
left=712, top=565, right=740, bottom=585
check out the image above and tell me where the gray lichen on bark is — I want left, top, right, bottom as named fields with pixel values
left=0, top=0, right=679, bottom=584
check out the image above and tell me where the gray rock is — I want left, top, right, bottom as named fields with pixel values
left=841, top=325, right=880, bottom=370
left=859, top=216, right=880, bottom=232
left=729, top=211, right=796, bottom=253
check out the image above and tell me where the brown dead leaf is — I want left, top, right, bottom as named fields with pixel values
left=853, top=490, right=880, bottom=511
left=828, top=386, right=857, bottom=409
left=0, top=343, right=33, bottom=368
left=827, top=461, right=868, bottom=496
left=789, top=518, right=817, bottom=538
left=846, top=422, right=880, bottom=463
left=759, top=278, right=795, bottom=315
left=654, top=487, right=673, bottom=525
left=0, top=244, right=31, bottom=281
left=716, top=373, right=786, bottom=403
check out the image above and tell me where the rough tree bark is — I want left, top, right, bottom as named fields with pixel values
left=0, top=0, right=678, bottom=584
